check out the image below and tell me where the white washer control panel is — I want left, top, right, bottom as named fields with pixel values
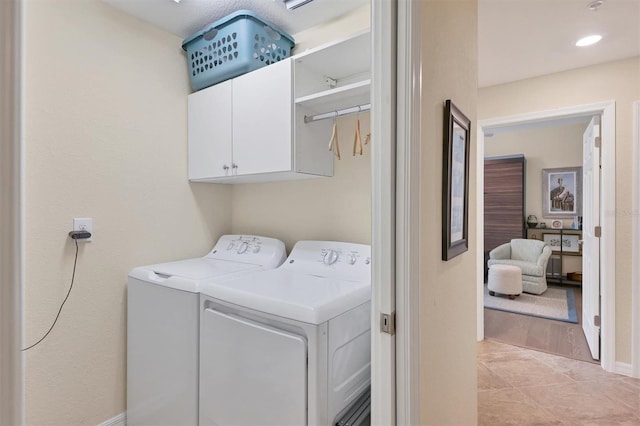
left=283, top=241, right=371, bottom=282
left=206, top=235, right=286, bottom=269
left=322, top=249, right=339, bottom=265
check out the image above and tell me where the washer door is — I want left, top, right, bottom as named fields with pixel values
left=200, top=308, right=307, bottom=426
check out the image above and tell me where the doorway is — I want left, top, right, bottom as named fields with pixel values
left=477, top=101, right=617, bottom=372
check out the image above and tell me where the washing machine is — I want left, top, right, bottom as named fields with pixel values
left=198, top=240, right=371, bottom=426
left=126, top=235, right=286, bottom=426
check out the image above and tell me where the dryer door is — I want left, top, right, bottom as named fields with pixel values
left=200, top=308, right=307, bottom=426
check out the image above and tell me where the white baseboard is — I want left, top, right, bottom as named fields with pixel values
left=97, top=412, right=126, bottom=426
left=615, top=361, right=633, bottom=377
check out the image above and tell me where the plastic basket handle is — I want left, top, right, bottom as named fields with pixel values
left=263, top=26, right=281, bottom=41
left=203, top=28, right=218, bottom=41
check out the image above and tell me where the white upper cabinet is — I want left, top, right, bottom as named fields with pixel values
left=188, top=80, right=232, bottom=180
left=187, top=30, right=370, bottom=184
left=232, top=59, right=293, bottom=177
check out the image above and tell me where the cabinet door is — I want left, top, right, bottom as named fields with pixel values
left=232, top=59, right=293, bottom=176
left=188, top=80, right=233, bottom=180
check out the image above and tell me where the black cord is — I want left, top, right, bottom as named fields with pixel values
left=22, top=239, right=79, bottom=351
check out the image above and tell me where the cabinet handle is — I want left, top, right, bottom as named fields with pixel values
left=222, top=165, right=229, bottom=171
left=232, top=164, right=238, bottom=169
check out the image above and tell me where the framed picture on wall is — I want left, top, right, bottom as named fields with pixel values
left=542, top=167, right=582, bottom=218
left=442, top=99, right=471, bottom=261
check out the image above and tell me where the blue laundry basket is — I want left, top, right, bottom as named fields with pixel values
left=182, top=10, right=295, bottom=91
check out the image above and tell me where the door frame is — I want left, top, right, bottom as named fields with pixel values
left=632, top=100, right=640, bottom=378
left=394, top=0, right=421, bottom=424
left=371, top=0, right=398, bottom=424
left=0, top=0, right=24, bottom=423
left=476, top=101, right=617, bottom=373
left=372, top=0, right=421, bottom=423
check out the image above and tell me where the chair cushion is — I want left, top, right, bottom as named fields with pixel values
left=510, top=239, right=545, bottom=262
left=487, top=259, right=544, bottom=277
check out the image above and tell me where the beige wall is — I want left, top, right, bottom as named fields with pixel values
left=420, top=1, right=478, bottom=424
left=485, top=123, right=586, bottom=273
left=479, top=57, right=640, bottom=364
left=23, top=1, right=231, bottom=424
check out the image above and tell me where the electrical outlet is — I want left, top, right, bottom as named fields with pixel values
left=73, top=218, right=93, bottom=242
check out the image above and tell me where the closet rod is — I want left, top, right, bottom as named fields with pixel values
left=304, top=103, right=371, bottom=124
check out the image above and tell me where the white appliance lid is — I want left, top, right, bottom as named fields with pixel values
left=201, top=269, right=371, bottom=325
left=147, top=258, right=258, bottom=280
left=129, top=258, right=260, bottom=293
left=127, top=235, right=287, bottom=293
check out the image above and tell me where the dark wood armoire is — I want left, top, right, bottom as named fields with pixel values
left=484, top=155, right=526, bottom=276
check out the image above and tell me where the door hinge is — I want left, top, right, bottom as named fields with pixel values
left=595, top=226, right=602, bottom=238
left=594, top=315, right=601, bottom=327
left=380, top=312, right=396, bottom=335
left=595, top=136, right=601, bottom=148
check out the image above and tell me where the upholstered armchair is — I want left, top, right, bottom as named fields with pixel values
left=487, top=239, right=552, bottom=295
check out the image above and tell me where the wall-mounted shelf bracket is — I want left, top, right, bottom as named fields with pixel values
left=324, top=76, right=337, bottom=88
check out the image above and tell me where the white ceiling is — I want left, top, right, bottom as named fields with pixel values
left=479, top=0, right=640, bottom=87
left=100, top=0, right=640, bottom=87
left=101, top=0, right=369, bottom=41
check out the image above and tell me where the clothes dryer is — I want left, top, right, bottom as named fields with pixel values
left=198, top=240, right=371, bottom=426
left=127, top=235, right=286, bottom=426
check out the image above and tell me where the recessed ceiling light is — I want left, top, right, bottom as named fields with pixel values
left=576, top=35, right=602, bottom=47
left=587, top=0, right=605, bottom=11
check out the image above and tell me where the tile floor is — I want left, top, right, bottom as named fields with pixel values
left=478, top=339, right=640, bottom=425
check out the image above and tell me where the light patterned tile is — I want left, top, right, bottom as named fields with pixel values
left=478, top=362, right=512, bottom=392
left=621, top=376, right=640, bottom=390
left=477, top=342, right=640, bottom=425
left=479, top=347, right=535, bottom=364
left=478, top=339, right=525, bottom=355
left=478, top=388, right=562, bottom=426
left=529, top=350, right=611, bottom=382
left=482, top=354, right=573, bottom=388
left=594, top=378, right=640, bottom=411
left=518, top=381, right=640, bottom=425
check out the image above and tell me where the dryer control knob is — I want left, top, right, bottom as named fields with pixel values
left=227, top=242, right=235, bottom=251
left=237, top=242, right=249, bottom=254
left=323, top=249, right=339, bottom=265
left=349, top=254, right=357, bottom=265
left=252, top=246, right=261, bottom=253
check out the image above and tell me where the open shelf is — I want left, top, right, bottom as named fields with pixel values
left=292, top=30, right=370, bottom=80
left=295, top=80, right=370, bottom=113
left=293, top=30, right=371, bottom=117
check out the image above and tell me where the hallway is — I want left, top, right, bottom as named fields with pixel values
left=478, top=340, right=640, bottom=425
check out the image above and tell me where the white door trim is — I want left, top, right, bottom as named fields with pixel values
left=477, top=101, right=617, bottom=373
left=632, top=100, right=640, bottom=378
left=0, top=0, right=24, bottom=423
left=371, top=0, right=397, bottom=424
left=395, top=0, right=421, bottom=424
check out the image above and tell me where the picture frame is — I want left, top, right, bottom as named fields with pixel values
left=551, top=219, right=563, bottom=229
left=542, top=167, right=582, bottom=218
left=442, top=100, right=471, bottom=260
left=542, top=233, right=582, bottom=255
